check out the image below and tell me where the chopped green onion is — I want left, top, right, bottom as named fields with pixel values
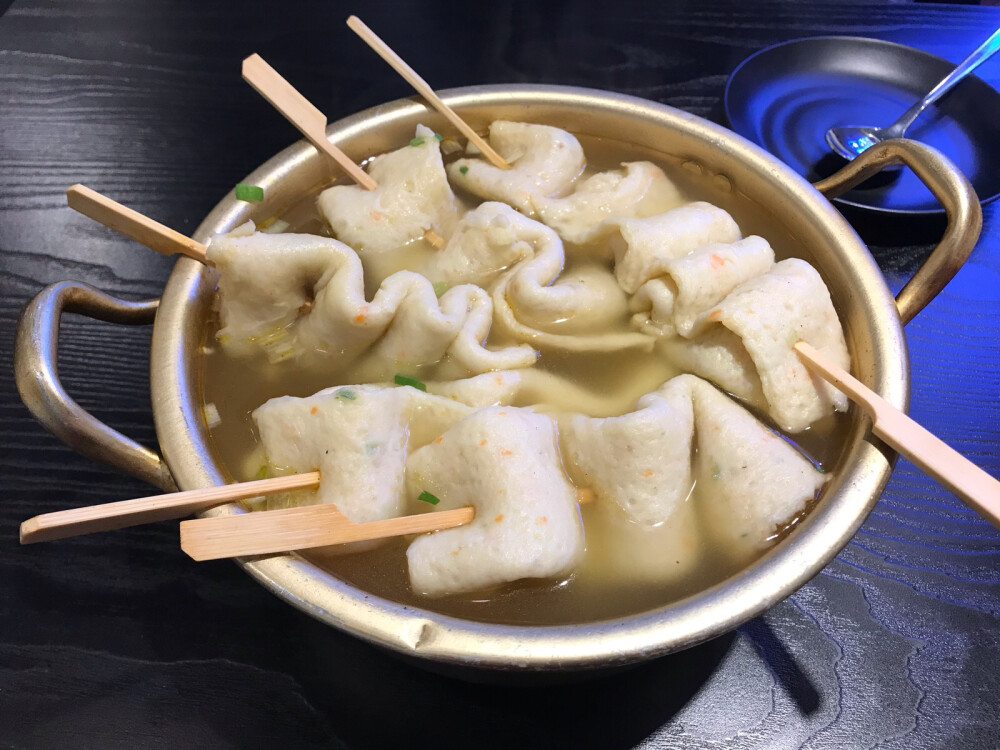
left=410, top=137, right=426, bottom=147
left=711, top=466, right=722, bottom=480
left=418, top=490, right=441, bottom=505
left=235, top=183, right=264, bottom=202
left=255, top=465, right=268, bottom=480
left=459, top=165, right=469, bottom=175
left=433, top=132, right=443, bottom=141
left=432, top=281, right=450, bottom=297
left=335, top=388, right=357, bottom=400
left=394, top=373, right=427, bottom=391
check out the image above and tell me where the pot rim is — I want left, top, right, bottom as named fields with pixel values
left=151, top=84, right=907, bottom=671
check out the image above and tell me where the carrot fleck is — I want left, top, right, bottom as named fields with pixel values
left=354, top=313, right=366, bottom=323
left=501, top=449, right=513, bottom=456
left=708, top=309, right=722, bottom=321
left=479, top=439, right=487, bottom=446
left=494, top=514, right=504, bottom=523
left=433, top=436, right=443, bottom=444
left=310, top=406, right=318, bottom=415
left=535, top=516, right=548, bottom=525
left=642, top=469, right=654, bottom=477
left=710, top=253, right=726, bottom=269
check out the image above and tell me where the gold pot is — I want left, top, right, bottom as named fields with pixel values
left=15, top=85, right=981, bottom=674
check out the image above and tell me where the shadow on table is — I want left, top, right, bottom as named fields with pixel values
left=278, top=610, right=821, bottom=750
left=739, top=617, right=821, bottom=717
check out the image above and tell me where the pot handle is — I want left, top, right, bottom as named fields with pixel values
left=15, top=281, right=177, bottom=491
left=812, top=138, right=982, bottom=326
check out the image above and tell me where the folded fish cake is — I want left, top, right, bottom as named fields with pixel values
left=207, top=225, right=350, bottom=361
left=405, top=407, right=585, bottom=597
left=206, top=225, right=535, bottom=378
left=448, top=121, right=584, bottom=213
left=609, top=201, right=742, bottom=294
left=561, top=374, right=826, bottom=574
left=664, top=259, right=849, bottom=432
left=470, top=206, right=649, bottom=353
left=630, top=236, right=776, bottom=338
left=686, top=375, right=828, bottom=561
left=253, top=384, right=473, bottom=522
left=561, top=377, right=695, bottom=526
left=424, top=202, right=538, bottom=288
left=534, top=161, right=684, bottom=245
left=317, top=124, right=459, bottom=258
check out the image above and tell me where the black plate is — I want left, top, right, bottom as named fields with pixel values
left=725, top=36, right=1000, bottom=216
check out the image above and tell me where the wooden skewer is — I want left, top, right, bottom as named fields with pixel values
left=423, top=229, right=445, bottom=249
left=242, top=53, right=377, bottom=190
left=179, top=485, right=596, bottom=561
left=67, top=183, right=444, bottom=264
left=795, top=341, right=1000, bottom=528
left=67, top=184, right=208, bottom=263
left=346, top=15, right=510, bottom=170
left=19, top=472, right=322, bottom=544
left=179, top=503, right=475, bottom=561
left=21, top=456, right=595, bottom=552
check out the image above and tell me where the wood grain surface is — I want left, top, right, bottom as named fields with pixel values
left=1, top=1, right=998, bottom=748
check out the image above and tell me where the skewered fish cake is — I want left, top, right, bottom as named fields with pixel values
left=207, top=226, right=535, bottom=377
left=317, top=124, right=460, bottom=259
left=562, top=374, right=826, bottom=551
left=405, top=407, right=585, bottom=597
left=254, top=384, right=474, bottom=523
left=534, top=161, right=684, bottom=245
left=250, top=369, right=825, bottom=597
left=607, top=201, right=742, bottom=294
left=448, top=121, right=584, bottom=213
left=423, top=201, right=536, bottom=288
left=662, top=259, right=850, bottom=432
left=629, top=236, right=776, bottom=338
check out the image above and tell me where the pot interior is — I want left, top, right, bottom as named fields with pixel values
left=151, top=85, right=907, bottom=671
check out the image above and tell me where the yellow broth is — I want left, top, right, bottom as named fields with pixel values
left=198, top=133, right=849, bottom=625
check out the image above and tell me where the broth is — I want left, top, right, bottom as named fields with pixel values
left=198, top=133, right=850, bottom=625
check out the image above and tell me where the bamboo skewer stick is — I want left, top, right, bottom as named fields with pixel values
left=795, top=341, right=1000, bottom=528
left=67, top=184, right=208, bottom=263
left=242, top=54, right=377, bottom=190
left=180, top=485, right=596, bottom=561
left=67, top=184, right=444, bottom=266
left=179, top=503, right=475, bottom=561
left=423, top=229, right=445, bottom=249
left=19, top=472, right=322, bottom=544
left=21, top=461, right=594, bottom=553
left=346, top=15, right=510, bottom=170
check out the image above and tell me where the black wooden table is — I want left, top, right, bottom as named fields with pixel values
left=2, top=1, right=999, bottom=747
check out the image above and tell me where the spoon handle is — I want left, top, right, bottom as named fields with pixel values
left=794, top=342, right=1000, bottom=528
left=889, top=27, right=1000, bottom=136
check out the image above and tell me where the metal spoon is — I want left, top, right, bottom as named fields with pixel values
left=826, top=27, right=1000, bottom=160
